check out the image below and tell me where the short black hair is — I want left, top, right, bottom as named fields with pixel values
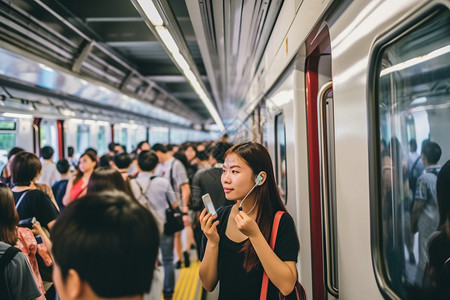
left=67, top=146, right=74, bottom=157
left=11, top=152, right=41, bottom=186
left=56, top=159, right=70, bottom=174
left=108, top=142, right=116, bottom=152
left=7, top=147, right=24, bottom=160
left=113, top=152, right=132, bottom=169
left=51, top=191, right=159, bottom=298
left=41, top=146, right=54, bottom=160
left=85, top=147, right=98, bottom=156
left=98, top=154, right=112, bottom=167
left=137, top=150, right=158, bottom=172
left=197, top=151, right=209, bottom=161
left=151, top=143, right=167, bottom=153
left=409, top=139, right=417, bottom=152
left=211, top=142, right=233, bottom=163
left=422, top=141, right=442, bottom=164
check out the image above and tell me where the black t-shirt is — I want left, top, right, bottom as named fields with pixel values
left=13, top=189, right=59, bottom=228
left=201, top=205, right=299, bottom=299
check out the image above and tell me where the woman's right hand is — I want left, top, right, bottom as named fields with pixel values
left=199, top=208, right=220, bottom=245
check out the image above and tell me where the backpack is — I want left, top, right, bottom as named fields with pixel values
left=0, top=246, right=21, bottom=300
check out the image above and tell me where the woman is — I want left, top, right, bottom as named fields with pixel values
left=199, top=142, right=299, bottom=299
left=62, top=151, right=97, bottom=206
left=10, top=152, right=59, bottom=230
left=0, top=183, right=42, bottom=300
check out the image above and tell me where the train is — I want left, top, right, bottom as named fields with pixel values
left=231, top=0, right=450, bottom=299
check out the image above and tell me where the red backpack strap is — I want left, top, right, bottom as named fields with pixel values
left=260, top=211, right=285, bottom=300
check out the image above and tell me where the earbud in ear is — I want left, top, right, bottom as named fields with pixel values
left=255, top=172, right=264, bottom=186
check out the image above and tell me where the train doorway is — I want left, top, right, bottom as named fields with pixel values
left=305, top=24, right=338, bottom=300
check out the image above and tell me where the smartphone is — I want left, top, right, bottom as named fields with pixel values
left=18, top=217, right=36, bottom=229
left=202, top=193, right=217, bottom=216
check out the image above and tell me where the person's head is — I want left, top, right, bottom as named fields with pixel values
left=74, top=151, right=98, bottom=184
left=137, top=150, right=158, bottom=172
left=211, top=142, right=233, bottom=164
left=421, top=141, right=441, bottom=165
left=0, top=183, right=19, bottom=245
left=6, top=147, right=24, bottom=175
left=87, top=166, right=129, bottom=195
left=152, top=143, right=168, bottom=162
left=108, top=142, right=116, bottom=153
left=437, top=160, right=450, bottom=232
left=136, top=141, right=150, bottom=155
left=197, top=151, right=209, bottom=163
left=114, top=153, right=132, bottom=170
left=41, top=145, right=54, bottom=160
left=68, top=146, right=74, bottom=158
left=51, top=191, right=159, bottom=299
left=184, top=144, right=197, bottom=163
left=114, top=144, right=124, bottom=154
left=409, top=139, right=417, bottom=153
left=11, top=151, right=42, bottom=186
left=166, top=144, right=179, bottom=154
left=57, top=159, right=70, bottom=175
left=222, top=142, right=292, bottom=271
left=84, top=148, right=98, bottom=157
left=7, top=147, right=24, bottom=161
left=98, top=154, right=112, bottom=167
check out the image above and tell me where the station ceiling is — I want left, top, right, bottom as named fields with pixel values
left=0, top=0, right=283, bottom=129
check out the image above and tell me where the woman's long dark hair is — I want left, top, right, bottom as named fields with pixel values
left=0, top=183, right=19, bottom=245
left=225, top=142, right=298, bottom=271
left=73, top=151, right=98, bottom=185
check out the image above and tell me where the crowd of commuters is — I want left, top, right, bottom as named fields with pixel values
left=2, top=137, right=298, bottom=300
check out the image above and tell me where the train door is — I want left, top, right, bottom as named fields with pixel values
left=305, top=25, right=338, bottom=300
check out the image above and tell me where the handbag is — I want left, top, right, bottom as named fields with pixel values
left=260, top=211, right=307, bottom=300
left=164, top=199, right=184, bottom=235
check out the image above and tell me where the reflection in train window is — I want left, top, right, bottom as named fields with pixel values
left=375, top=8, right=450, bottom=299
left=275, top=113, right=287, bottom=203
left=77, top=124, right=90, bottom=154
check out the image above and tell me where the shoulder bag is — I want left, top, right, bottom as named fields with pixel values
left=260, top=211, right=307, bottom=300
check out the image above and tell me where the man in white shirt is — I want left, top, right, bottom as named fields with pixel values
left=36, top=146, right=61, bottom=187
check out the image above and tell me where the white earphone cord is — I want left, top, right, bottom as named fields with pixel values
left=238, top=182, right=259, bottom=214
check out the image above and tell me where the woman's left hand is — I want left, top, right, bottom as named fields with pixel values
left=235, top=211, right=260, bottom=238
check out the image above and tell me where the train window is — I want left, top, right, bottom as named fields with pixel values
left=374, top=8, right=450, bottom=298
left=275, top=113, right=287, bottom=202
left=0, top=120, right=17, bottom=170
left=97, top=126, right=107, bottom=155
left=40, top=120, right=58, bottom=160
left=150, top=127, right=169, bottom=145
left=77, top=124, right=90, bottom=154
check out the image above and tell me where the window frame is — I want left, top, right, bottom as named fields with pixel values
left=367, top=5, right=449, bottom=300
left=274, top=112, right=288, bottom=203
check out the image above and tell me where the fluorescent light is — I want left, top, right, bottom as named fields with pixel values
left=173, top=52, right=190, bottom=72
left=2, top=112, right=33, bottom=119
left=411, top=97, right=427, bottom=105
left=61, top=109, right=76, bottom=117
left=84, top=120, right=97, bottom=125
left=137, top=0, right=163, bottom=26
left=38, top=64, right=54, bottom=72
left=381, top=45, right=450, bottom=76
left=97, top=121, right=109, bottom=126
left=156, top=26, right=179, bottom=54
